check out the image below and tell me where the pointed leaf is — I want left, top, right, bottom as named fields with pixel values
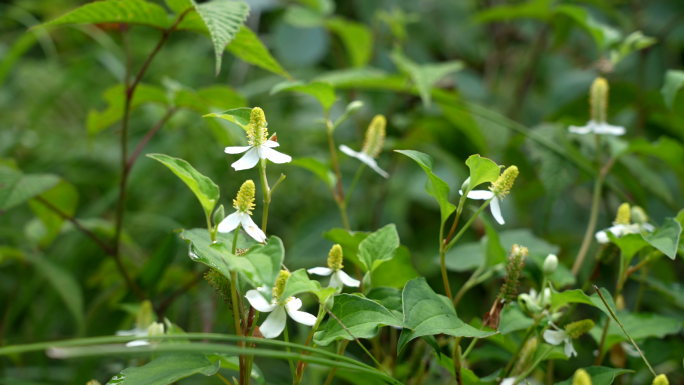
left=313, top=294, right=409, bottom=346
left=40, top=0, right=171, bottom=30
left=165, top=0, right=194, bottom=14
left=203, top=107, right=253, bottom=130
left=325, top=17, right=373, bottom=67
left=642, top=217, right=682, bottom=260
left=661, top=70, right=684, bottom=110
left=281, top=269, right=335, bottom=302
left=290, top=157, right=336, bottom=189
left=391, top=49, right=463, bottom=107
left=465, top=154, right=500, bottom=190
left=87, top=84, right=169, bottom=135
left=106, top=353, right=220, bottom=384
left=357, top=224, right=400, bottom=272
left=0, top=167, right=60, bottom=211
left=227, top=26, right=291, bottom=79
left=270, top=81, right=336, bottom=111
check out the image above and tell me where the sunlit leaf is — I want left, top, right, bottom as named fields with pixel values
left=465, top=154, right=499, bottom=191
left=475, top=0, right=553, bottom=23
left=226, top=26, right=291, bottom=79
left=661, top=70, right=684, bottom=110
left=370, top=246, right=418, bottom=289
left=281, top=268, right=336, bottom=302
left=203, top=106, right=253, bottom=131
left=107, top=353, right=220, bottom=384
left=357, top=224, right=400, bottom=272
left=165, top=0, right=193, bottom=14
left=290, top=157, right=336, bottom=189
left=390, top=49, right=464, bottom=107
left=40, top=0, right=171, bottom=30
left=642, top=217, right=682, bottom=260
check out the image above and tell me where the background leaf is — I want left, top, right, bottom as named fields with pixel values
left=40, top=0, right=171, bottom=29
left=357, top=224, right=399, bottom=272
left=270, top=81, right=337, bottom=111
left=107, top=353, right=220, bottom=384
left=642, top=217, right=682, bottom=259
left=0, top=167, right=60, bottom=211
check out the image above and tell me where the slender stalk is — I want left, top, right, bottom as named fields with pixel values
left=323, top=340, right=349, bottom=385
left=325, top=113, right=345, bottom=203
left=594, top=318, right=610, bottom=365
left=439, top=221, right=453, bottom=299
left=571, top=174, right=604, bottom=276
left=232, top=226, right=240, bottom=255
left=460, top=335, right=478, bottom=363
left=258, top=160, right=270, bottom=234
left=215, top=372, right=233, bottom=385
left=126, top=108, right=176, bottom=170
left=445, top=200, right=492, bottom=252
left=512, top=346, right=553, bottom=383
left=593, top=285, right=657, bottom=377
left=229, top=270, right=244, bottom=384
left=295, top=306, right=326, bottom=383
left=453, top=337, right=463, bottom=385
left=444, top=194, right=467, bottom=245
left=283, top=322, right=297, bottom=381
left=502, top=321, right=537, bottom=378
left=344, top=164, right=365, bottom=205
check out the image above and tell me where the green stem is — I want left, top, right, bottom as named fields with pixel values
left=232, top=225, right=240, bottom=255
left=571, top=175, right=604, bottom=276
left=215, top=372, right=233, bottom=385
left=258, top=159, right=271, bottom=234
left=439, top=221, right=452, bottom=299
left=453, top=337, right=463, bottom=385
left=512, top=346, right=553, bottom=383
left=229, top=270, right=244, bottom=384
left=345, top=164, right=365, bottom=206
left=593, top=285, right=657, bottom=377
left=502, top=321, right=537, bottom=378
left=295, top=306, right=326, bottom=383
left=453, top=265, right=484, bottom=307
left=445, top=199, right=492, bottom=252
left=283, top=322, right=296, bottom=381
left=323, top=340, right=349, bottom=385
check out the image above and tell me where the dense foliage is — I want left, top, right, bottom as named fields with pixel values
left=1, top=0, right=684, bottom=384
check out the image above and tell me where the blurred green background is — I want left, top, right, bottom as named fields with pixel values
left=2, top=0, right=684, bottom=383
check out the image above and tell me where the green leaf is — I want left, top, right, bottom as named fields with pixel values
left=475, top=0, right=552, bottom=23
left=357, top=224, right=400, bottom=272
left=554, top=5, right=621, bottom=51
left=443, top=242, right=483, bottom=272
left=173, top=85, right=246, bottom=113
left=370, top=246, right=418, bottom=289
left=180, top=229, right=283, bottom=294
left=323, top=228, right=369, bottom=267
left=555, top=366, right=633, bottom=385
left=551, top=289, right=594, bottom=311
left=28, top=180, right=79, bottom=247
left=465, top=154, right=500, bottom=192
left=281, top=269, right=335, bottom=302
left=192, top=0, right=250, bottom=75
left=314, top=294, right=409, bottom=346
left=207, top=354, right=265, bottom=385
left=0, top=167, right=60, bottom=211
left=87, top=84, right=168, bottom=135
left=608, top=233, right=649, bottom=260
left=226, top=26, right=291, bottom=79
left=620, top=155, right=675, bottom=208
left=147, top=154, right=219, bottom=223
left=325, top=17, right=373, bottom=68
left=397, top=278, right=497, bottom=352
left=643, top=276, right=684, bottom=309
left=589, top=311, right=682, bottom=351
left=165, top=0, right=194, bottom=14
left=661, top=70, right=684, bottom=110
left=270, top=81, right=336, bottom=112
left=203, top=106, right=253, bottom=130
left=589, top=287, right=617, bottom=318
left=107, top=353, right=220, bottom=384
left=390, top=49, right=464, bottom=107
left=642, top=217, right=682, bottom=260
left=525, top=124, right=578, bottom=203
left=395, top=150, right=456, bottom=225
left=366, top=287, right=402, bottom=313
left=290, top=157, right=336, bottom=189
left=40, top=0, right=171, bottom=30
left=25, top=253, right=85, bottom=335
left=498, top=304, right=534, bottom=335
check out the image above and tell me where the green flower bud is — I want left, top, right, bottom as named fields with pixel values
left=543, top=254, right=558, bottom=276
left=518, top=293, right=541, bottom=315
left=327, top=244, right=344, bottom=271
left=273, top=270, right=291, bottom=302
left=86, top=381, right=102, bottom=385
left=490, top=166, right=519, bottom=199
left=512, top=337, right=537, bottom=376
left=653, top=374, right=669, bottom=385
left=590, top=77, right=609, bottom=124
left=247, top=107, right=268, bottom=147
left=213, top=204, right=225, bottom=226
left=631, top=206, right=648, bottom=225
left=361, top=115, right=386, bottom=158
left=345, top=100, right=364, bottom=115
left=460, top=177, right=470, bottom=193
left=136, top=300, right=154, bottom=330
left=205, top=268, right=233, bottom=310
left=147, top=321, right=165, bottom=337
left=572, top=369, right=592, bottom=385
left=234, top=180, right=256, bottom=215
left=565, top=319, right=595, bottom=339
left=615, top=202, right=631, bottom=225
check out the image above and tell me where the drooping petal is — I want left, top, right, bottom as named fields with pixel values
left=363, top=156, right=390, bottom=178
left=245, top=290, right=277, bottom=312
left=231, top=147, right=261, bottom=171
left=259, top=306, right=287, bottom=338
left=543, top=329, right=567, bottom=346
left=285, top=300, right=317, bottom=326
left=595, top=230, right=610, bottom=244
left=217, top=211, right=242, bottom=233
left=490, top=197, right=505, bottom=225
left=642, top=223, right=655, bottom=232
left=339, top=145, right=361, bottom=158
left=263, top=140, right=280, bottom=148
left=329, top=271, right=343, bottom=289
left=593, top=123, right=626, bottom=136
left=225, top=146, right=253, bottom=154
left=286, top=297, right=303, bottom=311
left=462, top=190, right=495, bottom=200
left=336, top=270, right=361, bottom=287
left=564, top=339, right=578, bottom=358
left=260, top=146, right=292, bottom=164
left=240, top=215, right=267, bottom=243
left=307, top=267, right=334, bottom=276
left=568, top=122, right=594, bottom=134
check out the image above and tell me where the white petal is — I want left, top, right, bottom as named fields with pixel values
left=564, top=339, right=578, bottom=358
left=364, top=157, right=390, bottom=178
left=642, top=223, right=655, bottom=232
left=595, top=230, right=610, bottom=244
left=329, top=271, right=343, bottom=289
left=336, top=270, right=360, bottom=287
left=307, top=267, right=334, bottom=276
left=339, top=145, right=361, bottom=158
left=543, top=329, right=567, bottom=346
left=260, top=146, right=292, bottom=164
left=231, top=147, right=261, bottom=171
left=263, top=140, right=280, bottom=148
left=608, top=224, right=627, bottom=237
left=225, top=146, right=252, bottom=154
left=125, top=340, right=150, bottom=347
left=500, top=378, right=517, bottom=385
left=465, top=190, right=495, bottom=200
left=490, top=197, right=504, bottom=225
left=240, top=215, right=267, bottom=243
left=568, top=122, right=594, bottom=134
left=285, top=300, right=317, bottom=326
left=217, top=211, right=242, bottom=233
left=594, top=123, right=626, bottom=136
left=245, top=290, right=277, bottom=312
left=259, top=306, right=287, bottom=338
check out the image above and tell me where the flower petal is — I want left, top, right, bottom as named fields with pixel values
left=329, top=271, right=343, bottom=289
left=642, top=223, right=655, bottom=232
left=217, top=211, right=241, bottom=233
left=490, top=197, right=504, bottom=225
left=564, top=339, right=578, bottom=358
left=225, top=146, right=252, bottom=154
left=126, top=340, right=150, bottom=347
left=259, top=306, right=287, bottom=338
left=500, top=378, right=518, bottom=385
left=240, top=215, right=267, bottom=243
left=464, top=190, right=495, bottom=200
left=245, top=290, right=277, bottom=312
left=261, top=146, right=292, bottom=164
left=286, top=297, right=303, bottom=311
left=263, top=140, right=280, bottom=148
left=307, top=267, right=333, bottom=276
left=286, top=304, right=317, bottom=326
left=336, top=270, right=360, bottom=287
left=594, top=123, right=626, bottom=136
left=568, top=122, right=594, bottom=134
left=543, top=329, right=567, bottom=346
left=364, top=157, right=390, bottom=178
left=339, top=145, right=361, bottom=158
left=595, top=230, right=610, bottom=244
left=231, top=147, right=261, bottom=171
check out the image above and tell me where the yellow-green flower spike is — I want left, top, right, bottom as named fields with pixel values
left=572, top=369, right=593, bottom=385
left=653, top=374, right=669, bottom=385
left=500, top=244, right=528, bottom=303
left=615, top=202, right=631, bottom=225
left=86, top=381, right=102, bottom=385
left=564, top=319, right=595, bottom=339
left=272, top=270, right=291, bottom=302
left=362, top=115, right=386, bottom=158
left=136, top=300, right=154, bottom=330
left=512, top=337, right=537, bottom=376
left=327, top=244, right=344, bottom=271
left=490, top=165, right=519, bottom=199
left=247, top=107, right=268, bottom=147
left=631, top=205, right=648, bottom=224
left=234, top=180, right=256, bottom=215
left=590, top=77, right=609, bottom=123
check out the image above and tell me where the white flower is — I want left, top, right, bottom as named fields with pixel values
left=595, top=222, right=654, bottom=244
left=543, top=322, right=577, bottom=358
left=569, top=120, right=625, bottom=136
left=460, top=189, right=505, bottom=225
left=116, top=322, right=164, bottom=347
left=339, top=145, right=389, bottom=178
left=460, top=166, right=519, bottom=225
left=308, top=267, right=360, bottom=289
left=518, top=288, right=552, bottom=315
left=245, top=290, right=317, bottom=339
left=217, top=180, right=266, bottom=243
left=224, top=107, right=291, bottom=171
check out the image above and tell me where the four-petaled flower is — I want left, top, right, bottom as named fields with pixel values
left=595, top=203, right=654, bottom=244
left=543, top=324, right=577, bottom=358
left=460, top=166, right=519, bottom=225
left=569, top=77, right=625, bottom=136
left=218, top=180, right=266, bottom=243
left=308, top=244, right=360, bottom=289
left=224, top=107, right=291, bottom=171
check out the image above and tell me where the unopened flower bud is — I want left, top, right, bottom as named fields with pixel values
left=460, top=177, right=470, bottom=193
left=565, top=319, right=595, bottom=339
left=136, top=300, right=154, bottom=330
left=345, top=100, right=364, bottom=115
left=590, top=77, right=609, bottom=124
left=327, top=244, right=344, bottom=271
left=273, top=270, right=290, bottom=302
left=86, top=381, right=102, bottom=385
left=518, top=293, right=542, bottom=315
left=615, top=294, right=625, bottom=310
left=543, top=254, right=558, bottom=276
left=631, top=206, right=648, bottom=225
left=324, top=294, right=335, bottom=309
left=147, top=322, right=165, bottom=337
left=234, top=180, right=256, bottom=215
left=653, top=374, right=669, bottom=385
left=213, top=204, right=225, bottom=226
left=361, top=115, right=386, bottom=158
left=490, top=166, right=519, bottom=199
left=572, top=368, right=593, bottom=385
left=615, top=203, right=631, bottom=225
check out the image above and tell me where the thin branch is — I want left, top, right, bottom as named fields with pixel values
left=127, top=108, right=176, bottom=171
